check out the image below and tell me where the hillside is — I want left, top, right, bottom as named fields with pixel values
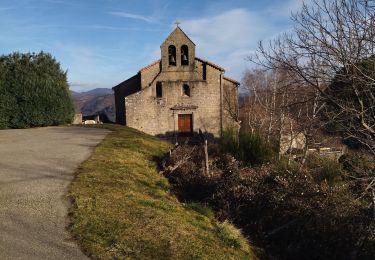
left=69, top=125, right=256, bottom=259
left=71, top=88, right=115, bottom=122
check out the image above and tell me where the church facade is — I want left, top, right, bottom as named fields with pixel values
left=113, top=26, right=239, bottom=137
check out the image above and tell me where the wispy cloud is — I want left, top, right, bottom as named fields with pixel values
left=181, top=8, right=277, bottom=80
left=44, top=0, right=67, bottom=4
left=0, top=7, right=14, bottom=11
left=77, top=25, right=161, bottom=32
left=267, top=0, right=304, bottom=17
left=69, top=81, right=104, bottom=90
left=180, top=1, right=299, bottom=81
left=108, top=11, right=156, bottom=23
left=54, top=42, right=137, bottom=91
left=40, top=0, right=80, bottom=7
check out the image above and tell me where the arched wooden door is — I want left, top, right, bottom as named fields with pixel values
left=178, top=114, right=193, bottom=134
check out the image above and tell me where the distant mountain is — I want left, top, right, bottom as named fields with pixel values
left=70, top=88, right=113, bottom=97
left=71, top=88, right=115, bottom=122
left=83, top=88, right=113, bottom=96
left=70, top=90, right=81, bottom=98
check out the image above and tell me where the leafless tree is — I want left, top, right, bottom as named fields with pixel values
left=250, top=0, right=375, bottom=214
left=223, top=85, right=240, bottom=124
left=241, top=67, right=322, bottom=162
left=251, top=0, right=375, bottom=156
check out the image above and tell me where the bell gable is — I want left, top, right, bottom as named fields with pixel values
left=160, top=26, right=196, bottom=72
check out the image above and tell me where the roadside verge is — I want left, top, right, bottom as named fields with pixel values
left=69, top=125, right=255, bottom=259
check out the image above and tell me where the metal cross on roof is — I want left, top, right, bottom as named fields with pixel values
left=175, top=20, right=181, bottom=27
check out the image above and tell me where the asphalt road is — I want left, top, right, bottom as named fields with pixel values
left=0, top=126, right=110, bottom=260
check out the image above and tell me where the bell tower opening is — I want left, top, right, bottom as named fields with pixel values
left=181, top=45, right=189, bottom=66
left=161, top=25, right=195, bottom=71
left=168, top=45, right=176, bottom=66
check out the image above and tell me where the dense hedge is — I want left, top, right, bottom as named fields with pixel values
left=0, top=52, right=74, bottom=129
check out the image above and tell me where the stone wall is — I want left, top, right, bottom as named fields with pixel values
left=125, top=59, right=225, bottom=137
left=141, top=61, right=161, bottom=89
left=72, top=113, right=82, bottom=124
left=160, top=27, right=196, bottom=73
left=223, top=79, right=239, bottom=130
left=279, top=132, right=306, bottom=155
left=113, top=74, right=141, bottom=125
left=116, top=26, right=239, bottom=137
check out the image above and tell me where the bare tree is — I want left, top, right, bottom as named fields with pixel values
left=241, top=67, right=322, bottom=162
left=250, top=0, right=375, bottom=213
left=251, top=0, right=375, bottom=156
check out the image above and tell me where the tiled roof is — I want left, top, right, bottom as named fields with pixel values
left=195, top=57, right=225, bottom=72
left=223, top=76, right=240, bottom=85
left=135, top=57, right=239, bottom=86
left=138, top=59, right=161, bottom=73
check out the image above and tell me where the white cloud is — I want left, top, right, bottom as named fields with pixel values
left=267, top=0, right=304, bottom=17
left=77, top=25, right=160, bottom=32
left=179, top=0, right=302, bottom=82
left=0, top=7, right=14, bottom=11
left=181, top=8, right=283, bottom=81
left=54, top=43, right=132, bottom=92
left=183, top=9, right=265, bottom=55
left=108, top=11, right=156, bottom=23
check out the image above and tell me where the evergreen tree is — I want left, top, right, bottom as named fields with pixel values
left=0, top=52, right=74, bottom=129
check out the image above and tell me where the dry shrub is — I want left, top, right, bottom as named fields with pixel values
left=162, top=145, right=219, bottom=201
left=213, top=163, right=375, bottom=259
left=162, top=144, right=375, bottom=259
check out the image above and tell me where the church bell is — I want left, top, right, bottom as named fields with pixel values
left=169, top=55, right=175, bottom=63
left=182, top=54, right=188, bottom=62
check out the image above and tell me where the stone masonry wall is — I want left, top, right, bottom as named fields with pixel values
left=113, top=74, right=141, bottom=125
left=120, top=27, right=238, bottom=137
left=125, top=59, right=224, bottom=137
left=223, top=79, right=239, bottom=129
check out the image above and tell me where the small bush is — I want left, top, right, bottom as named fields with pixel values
left=340, top=152, right=375, bottom=175
left=220, top=127, right=239, bottom=155
left=306, top=155, right=344, bottom=186
left=339, top=152, right=375, bottom=200
left=221, top=129, right=276, bottom=166
left=238, top=131, right=276, bottom=166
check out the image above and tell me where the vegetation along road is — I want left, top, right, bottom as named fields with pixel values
left=69, top=125, right=255, bottom=259
left=0, top=126, right=109, bottom=259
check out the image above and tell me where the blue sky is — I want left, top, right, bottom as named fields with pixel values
left=0, top=0, right=302, bottom=92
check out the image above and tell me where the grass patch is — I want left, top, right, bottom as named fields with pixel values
left=69, top=125, right=255, bottom=259
left=184, top=202, right=215, bottom=219
left=217, top=221, right=251, bottom=253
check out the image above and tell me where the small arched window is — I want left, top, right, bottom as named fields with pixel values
left=181, top=45, right=189, bottom=66
left=182, top=84, right=190, bottom=97
left=168, top=45, right=176, bottom=66
left=156, top=82, right=162, bottom=98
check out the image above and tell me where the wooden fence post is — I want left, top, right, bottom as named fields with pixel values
left=204, top=139, right=209, bottom=176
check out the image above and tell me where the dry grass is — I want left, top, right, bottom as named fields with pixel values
left=69, top=125, right=256, bottom=259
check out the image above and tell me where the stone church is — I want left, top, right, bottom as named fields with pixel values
left=113, top=26, right=239, bottom=137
